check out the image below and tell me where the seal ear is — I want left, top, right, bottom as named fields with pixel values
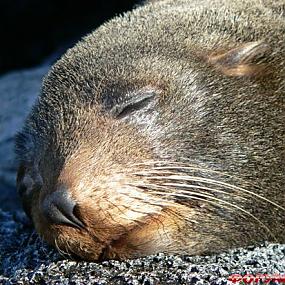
left=207, top=41, right=269, bottom=77
left=107, top=88, right=157, bottom=119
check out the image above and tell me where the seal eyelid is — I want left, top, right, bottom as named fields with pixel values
left=110, top=90, right=156, bottom=119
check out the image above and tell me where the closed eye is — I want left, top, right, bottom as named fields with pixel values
left=103, top=87, right=158, bottom=119
left=115, top=91, right=155, bottom=119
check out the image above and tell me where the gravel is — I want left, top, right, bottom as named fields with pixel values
left=0, top=210, right=284, bottom=285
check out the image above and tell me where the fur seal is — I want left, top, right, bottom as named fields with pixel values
left=15, top=0, right=285, bottom=261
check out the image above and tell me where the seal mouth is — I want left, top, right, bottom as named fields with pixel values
left=24, top=157, right=285, bottom=260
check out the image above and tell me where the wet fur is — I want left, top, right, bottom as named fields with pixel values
left=15, top=0, right=285, bottom=260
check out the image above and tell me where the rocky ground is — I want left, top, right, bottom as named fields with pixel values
left=0, top=64, right=284, bottom=284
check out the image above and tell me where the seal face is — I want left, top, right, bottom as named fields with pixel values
left=15, top=0, right=285, bottom=260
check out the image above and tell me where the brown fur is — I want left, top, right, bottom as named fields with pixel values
left=15, top=0, right=285, bottom=260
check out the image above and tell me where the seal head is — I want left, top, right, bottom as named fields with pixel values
left=15, top=0, right=285, bottom=260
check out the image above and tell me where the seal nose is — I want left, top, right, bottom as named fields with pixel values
left=42, top=188, right=85, bottom=229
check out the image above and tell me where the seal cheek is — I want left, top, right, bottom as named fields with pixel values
left=101, top=206, right=189, bottom=260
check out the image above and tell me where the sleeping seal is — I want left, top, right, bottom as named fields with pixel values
left=15, top=0, right=285, bottom=260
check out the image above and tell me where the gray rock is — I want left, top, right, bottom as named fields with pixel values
left=0, top=65, right=50, bottom=211
left=0, top=209, right=284, bottom=284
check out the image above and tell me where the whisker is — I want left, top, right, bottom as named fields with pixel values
left=54, top=238, right=72, bottom=259
left=133, top=160, right=242, bottom=175
left=132, top=160, right=251, bottom=182
left=133, top=173, right=285, bottom=211
left=132, top=160, right=267, bottom=194
left=130, top=181, right=251, bottom=223
left=131, top=181, right=248, bottom=201
left=143, top=188, right=276, bottom=241
left=65, top=239, right=78, bottom=260
left=104, top=194, right=170, bottom=217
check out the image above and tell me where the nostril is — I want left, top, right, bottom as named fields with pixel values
left=42, top=188, right=85, bottom=230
